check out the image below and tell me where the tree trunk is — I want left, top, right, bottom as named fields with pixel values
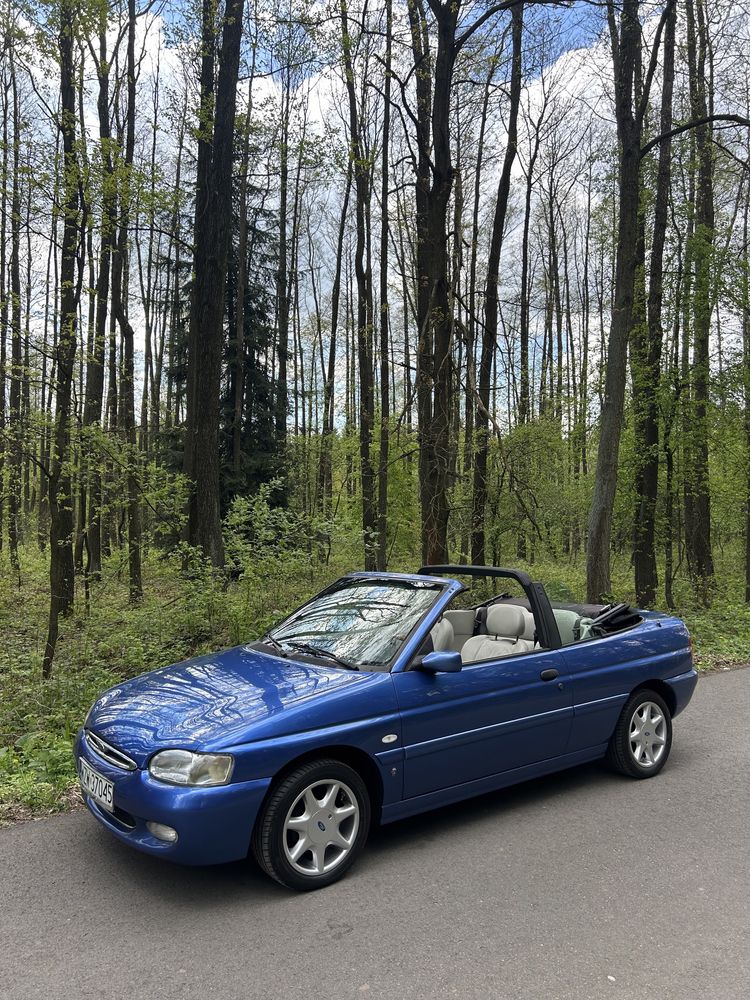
left=0, top=80, right=8, bottom=553
left=184, top=0, right=246, bottom=566
left=8, top=52, right=22, bottom=570
left=632, top=1, right=675, bottom=607
left=461, top=52, right=498, bottom=562
left=407, top=0, right=450, bottom=564
left=318, top=166, right=352, bottom=512
left=232, top=79, right=254, bottom=477
left=376, top=0, right=392, bottom=571
left=519, top=127, right=541, bottom=429
left=112, top=0, right=142, bottom=601
left=586, top=1, right=657, bottom=602
left=340, top=0, right=376, bottom=568
left=81, top=14, right=116, bottom=581
left=274, top=81, right=290, bottom=446
left=743, top=192, right=750, bottom=602
left=43, top=0, right=81, bottom=677
left=471, top=4, right=523, bottom=565
left=683, top=0, right=715, bottom=601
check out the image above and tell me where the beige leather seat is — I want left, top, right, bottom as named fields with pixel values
left=461, top=605, right=535, bottom=664
left=429, top=617, right=455, bottom=652
left=442, top=609, right=476, bottom=652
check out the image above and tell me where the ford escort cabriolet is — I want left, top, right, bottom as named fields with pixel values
left=76, top=565, right=697, bottom=890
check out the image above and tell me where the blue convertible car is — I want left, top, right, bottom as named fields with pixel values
left=76, top=566, right=698, bottom=890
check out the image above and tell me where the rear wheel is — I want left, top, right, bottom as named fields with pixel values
left=607, top=689, right=672, bottom=778
left=252, top=758, right=370, bottom=891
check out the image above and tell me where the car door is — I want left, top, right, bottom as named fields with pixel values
left=392, top=647, right=573, bottom=799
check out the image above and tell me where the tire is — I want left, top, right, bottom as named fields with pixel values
left=607, top=688, right=673, bottom=778
left=252, top=758, right=371, bottom=891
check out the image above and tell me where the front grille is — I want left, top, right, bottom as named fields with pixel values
left=85, top=729, right=137, bottom=771
left=110, top=804, right=137, bottom=829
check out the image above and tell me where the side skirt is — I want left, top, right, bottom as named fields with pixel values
left=379, top=744, right=609, bottom=825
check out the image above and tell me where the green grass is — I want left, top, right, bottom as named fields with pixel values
left=1, top=542, right=748, bottom=822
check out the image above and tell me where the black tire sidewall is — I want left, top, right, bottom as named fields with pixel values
left=253, top=759, right=371, bottom=891
left=609, top=689, right=673, bottom=778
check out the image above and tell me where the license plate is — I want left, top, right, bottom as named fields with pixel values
left=79, top=757, right=114, bottom=813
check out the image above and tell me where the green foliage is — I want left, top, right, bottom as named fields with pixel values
left=681, top=601, right=750, bottom=670
left=0, top=733, right=75, bottom=811
left=2, top=405, right=749, bottom=821
left=0, top=498, right=352, bottom=820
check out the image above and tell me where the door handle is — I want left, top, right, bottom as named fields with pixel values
left=540, top=668, right=559, bottom=682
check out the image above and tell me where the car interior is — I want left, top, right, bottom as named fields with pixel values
left=427, top=605, right=541, bottom=664
left=424, top=598, right=638, bottom=665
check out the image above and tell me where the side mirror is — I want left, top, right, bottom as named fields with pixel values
left=420, top=650, right=462, bottom=673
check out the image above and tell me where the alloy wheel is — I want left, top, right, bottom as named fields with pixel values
left=282, top=779, right=360, bottom=876
left=629, top=701, right=668, bottom=768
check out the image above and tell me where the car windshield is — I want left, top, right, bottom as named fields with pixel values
left=267, top=578, right=443, bottom=670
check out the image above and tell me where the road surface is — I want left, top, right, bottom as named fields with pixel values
left=1, top=668, right=749, bottom=1000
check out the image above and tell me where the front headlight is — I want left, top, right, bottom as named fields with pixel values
left=148, top=749, right=234, bottom=787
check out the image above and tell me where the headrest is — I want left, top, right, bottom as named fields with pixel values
left=486, top=604, right=526, bottom=638
left=430, top=617, right=455, bottom=652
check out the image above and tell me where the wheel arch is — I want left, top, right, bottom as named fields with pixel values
left=254, top=744, right=385, bottom=831
left=631, top=679, right=676, bottom=717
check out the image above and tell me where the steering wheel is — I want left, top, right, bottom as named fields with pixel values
left=590, top=601, right=630, bottom=627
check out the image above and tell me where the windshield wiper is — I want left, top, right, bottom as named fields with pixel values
left=261, top=633, right=288, bottom=656
left=285, top=641, right=359, bottom=671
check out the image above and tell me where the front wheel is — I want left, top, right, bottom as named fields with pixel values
left=607, top=689, right=672, bottom=778
left=252, top=758, right=371, bottom=891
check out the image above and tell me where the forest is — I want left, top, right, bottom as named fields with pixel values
left=1, top=0, right=750, bottom=816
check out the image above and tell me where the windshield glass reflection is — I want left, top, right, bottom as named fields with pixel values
left=269, top=580, right=442, bottom=669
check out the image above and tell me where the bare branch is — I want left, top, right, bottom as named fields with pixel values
left=636, top=0, right=675, bottom=127
left=640, top=114, right=750, bottom=158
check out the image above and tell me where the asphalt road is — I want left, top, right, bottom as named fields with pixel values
left=1, top=669, right=749, bottom=1000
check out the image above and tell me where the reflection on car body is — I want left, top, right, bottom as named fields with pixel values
left=76, top=565, right=697, bottom=890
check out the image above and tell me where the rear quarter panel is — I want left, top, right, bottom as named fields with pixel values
left=559, top=616, right=694, bottom=753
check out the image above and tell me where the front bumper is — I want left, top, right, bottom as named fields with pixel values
left=74, top=730, right=272, bottom=865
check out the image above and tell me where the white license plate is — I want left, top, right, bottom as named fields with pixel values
left=79, top=757, right=114, bottom=813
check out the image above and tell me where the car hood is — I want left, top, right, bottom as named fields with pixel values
left=86, top=645, right=380, bottom=766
